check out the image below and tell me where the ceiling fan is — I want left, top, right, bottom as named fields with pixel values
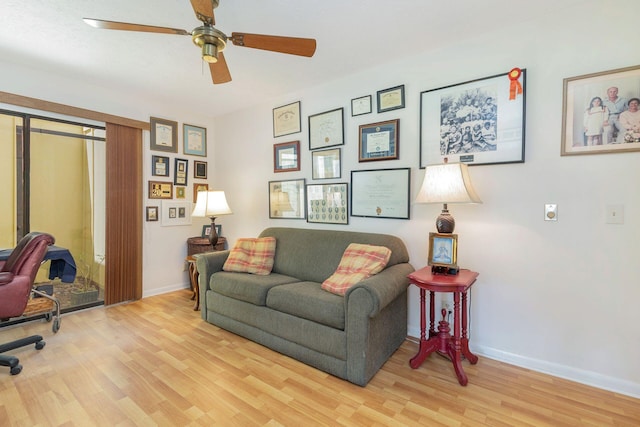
left=83, top=0, right=316, bottom=84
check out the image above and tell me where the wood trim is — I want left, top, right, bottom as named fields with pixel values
left=0, top=91, right=150, bottom=131
left=105, top=123, right=143, bottom=304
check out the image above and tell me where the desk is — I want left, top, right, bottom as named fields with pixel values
left=408, top=267, right=479, bottom=386
left=0, top=245, right=77, bottom=283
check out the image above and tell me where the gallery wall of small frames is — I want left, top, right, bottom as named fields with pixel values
left=146, top=117, right=209, bottom=225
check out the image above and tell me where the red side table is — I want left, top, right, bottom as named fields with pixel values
left=408, top=267, right=479, bottom=385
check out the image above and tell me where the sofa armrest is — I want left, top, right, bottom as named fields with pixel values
left=196, top=250, right=230, bottom=292
left=345, top=262, right=415, bottom=317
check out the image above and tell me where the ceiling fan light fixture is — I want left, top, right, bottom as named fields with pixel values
left=202, top=43, right=218, bottom=63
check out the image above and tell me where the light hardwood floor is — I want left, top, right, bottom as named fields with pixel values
left=1, top=289, right=638, bottom=426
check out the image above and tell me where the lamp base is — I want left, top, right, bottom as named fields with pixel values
left=436, top=206, right=455, bottom=233
left=208, top=217, right=219, bottom=246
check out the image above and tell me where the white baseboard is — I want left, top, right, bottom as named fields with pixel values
left=407, top=326, right=640, bottom=399
left=142, top=282, right=189, bottom=298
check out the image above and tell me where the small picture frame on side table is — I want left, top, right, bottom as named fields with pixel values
left=358, top=119, right=399, bottom=162
left=306, top=183, right=348, bottom=225
left=150, top=117, right=178, bottom=153
left=151, top=155, right=169, bottom=177
left=428, top=232, right=458, bottom=274
left=201, top=224, right=212, bottom=238
left=183, top=124, right=207, bottom=157
left=274, top=140, right=300, bottom=172
left=377, top=85, right=405, bottom=113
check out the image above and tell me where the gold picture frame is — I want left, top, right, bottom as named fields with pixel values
left=428, top=232, right=458, bottom=270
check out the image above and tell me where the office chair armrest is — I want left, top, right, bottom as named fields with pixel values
left=0, top=272, right=14, bottom=286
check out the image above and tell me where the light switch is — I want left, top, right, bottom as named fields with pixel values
left=606, top=205, right=624, bottom=224
left=544, top=204, right=557, bottom=221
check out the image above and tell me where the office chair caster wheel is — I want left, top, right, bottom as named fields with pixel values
left=10, top=365, right=22, bottom=375
left=35, top=341, right=45, bottom=350
left=44, top=312, right=52, bottom=322
left=52, top=318, right=60, bottom=333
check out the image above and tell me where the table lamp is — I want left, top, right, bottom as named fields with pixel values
left=415, top=159, right=482, bottom=233
left=192, top=190, right=232, bottom=246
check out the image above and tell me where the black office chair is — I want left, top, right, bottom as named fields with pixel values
left=0, top=232, right=55, bottom=375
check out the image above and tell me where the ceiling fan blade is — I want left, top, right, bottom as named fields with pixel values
left=190, top=0, right=215, bottom=25
left=83, top=18, right=190, bottom=36
left=209, top=52, right=232, bottom=84
left=230, top=32, right=316, bottom=57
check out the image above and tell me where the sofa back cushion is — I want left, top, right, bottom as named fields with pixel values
left=258, top=227, right=410, bottom=283
left=222, top=237, right=276, bottom=275
left=321, top=243, right=391, bottom=295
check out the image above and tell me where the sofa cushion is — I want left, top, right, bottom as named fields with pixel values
left=321, top=243, right=391, bottom=296
left=223, top=237, right=276, bottom=275
left=266, top=281, right=346, bottom=330
left=211, top=271, right=299, bottom=306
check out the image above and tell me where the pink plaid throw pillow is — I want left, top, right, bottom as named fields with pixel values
left=321, top=243, right=391, bottom=296
left=222, top=237, right=276, bottom=275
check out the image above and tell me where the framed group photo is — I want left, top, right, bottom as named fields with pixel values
left=420, top=69, right=526, bottom=167
left=306, top=183, right=348, bottom=225
left=561, top=65, right=640, bottom=156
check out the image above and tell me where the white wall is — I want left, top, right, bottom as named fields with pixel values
left=213, top=1, right=640, bottom=397
left=1, top=0, right=637, bottom=399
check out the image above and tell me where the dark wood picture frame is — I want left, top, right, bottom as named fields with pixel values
left=274, top=140, right=300, bottom=172
left=358, top=119, right=400, bottom=162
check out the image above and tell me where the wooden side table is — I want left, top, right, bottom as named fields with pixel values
left=186, top=237, right=226, bottom=310
left=408, top=267, right=479, bottom=385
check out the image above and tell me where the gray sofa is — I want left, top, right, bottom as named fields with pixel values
left=196, top=227, right=414, bottom=386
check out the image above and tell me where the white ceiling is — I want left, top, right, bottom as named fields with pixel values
left=0, top=0, right=586, bottom=118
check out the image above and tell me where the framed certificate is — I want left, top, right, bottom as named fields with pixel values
left=351, top=95, right=372, bottom=116
left=273, top=101, right=301, bottom=138
left=150, top=117, right=178, bottom=153
left=308, top=107, right=344, bottom=150
left=350, top=168, right=410, bottom=219
left=377, top=85, right=405, bottom=113
left=358, top=119, right=399, bottom=162
left=183, top=124, right=207, bottom=157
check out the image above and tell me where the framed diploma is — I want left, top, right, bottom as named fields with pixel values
left=273, top=101, right=301, bottom=138
left=308, top=107, right=344, bottom=150
left=183, top=124, right=207, bottom=157
left=377, top=85, right=405, bottom=113
left=150, top=117, right=178, bottom=153
left=306, top=183, right=348, bottom=225
left=351, top=95, right=372, bottom=116
left=350, top=168, right=410, bottom=219
left=358, top=119, right=399, bottom=162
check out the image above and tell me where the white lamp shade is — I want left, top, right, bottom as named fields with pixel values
left=415, top=162, right=482, bottom=204
left=192, top=190, right=233, bottom=217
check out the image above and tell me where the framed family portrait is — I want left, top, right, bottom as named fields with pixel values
left=151, top=155, right=169, bottom=177
left=308, top=107, right=344, bottom=150
left=561, top=65, right=640, bottom=156
left=428, top=232, right=458, bottom=270
left=183, top=124, right=207, bottom=157
left=350, top=168, right=410, bottom=219
left=358, top=119, right=399, bottom=162
left=312, top=148, right=341, bottom=179
left=273, top=101, right=301, bottom=138
left=306, top=183, right=348, bottom=225
left=150, top=117, right=178, bottom=153
left=174, top=158, right=188, bottom=186
left=377, top=85, right=405, bottom=113
left=268, top=179, right=306, bottom=219
left=274, top=140, right=300, bottom=172
left=420, top=70, right=526, bottom=167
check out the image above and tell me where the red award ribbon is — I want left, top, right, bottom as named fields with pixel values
left=508, top=67, right=523, bottom=100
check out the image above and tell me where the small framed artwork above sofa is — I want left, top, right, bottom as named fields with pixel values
left=306, top=183, right=348, bottom=225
